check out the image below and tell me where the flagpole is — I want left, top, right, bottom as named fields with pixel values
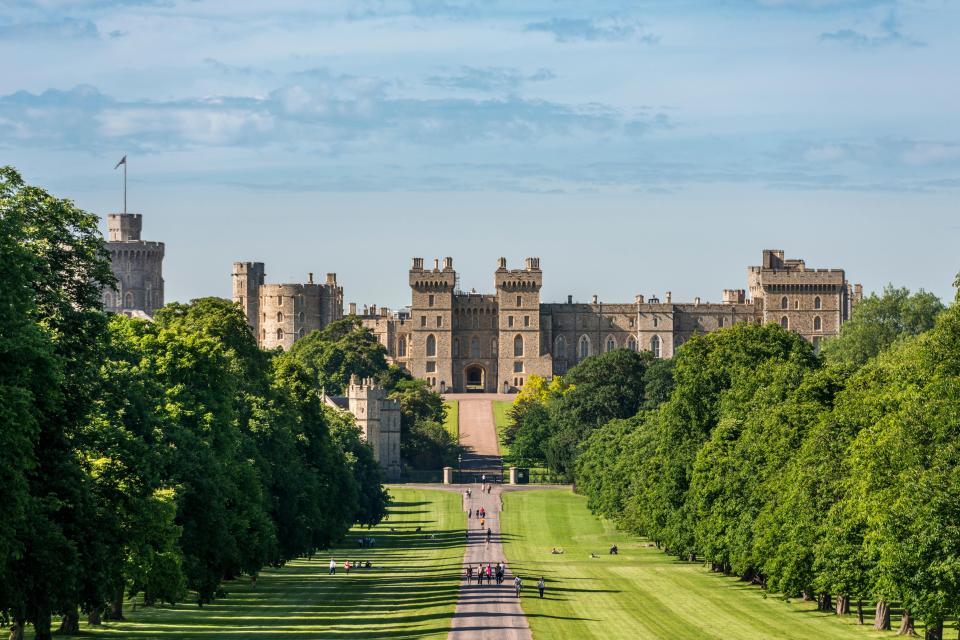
left=124, top=159, right=127, bottom=213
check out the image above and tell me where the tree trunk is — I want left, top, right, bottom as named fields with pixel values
left=924, top=620, right=943, bottom=640
left=8, top=620, right=24, bottom=640
left=898, top=608, right=916, bottom=636
left=108, top=589, right=124, bottom=621
left=88, top=607, right=102, bottom=626
left=836, top=595, right=849, bottom=615
left=856, top=599, right=864, bottom=625
left=818, top=593, right=833, bottom=612
left=875, top=601, right=891, bottom=631
left=57, top=607, right=80, bottom=634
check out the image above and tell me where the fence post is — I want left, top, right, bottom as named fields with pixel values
left=443, top=467, right=454, bottom=484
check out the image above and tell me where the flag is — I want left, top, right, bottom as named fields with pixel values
left=114, top=155, right=127, bottom=169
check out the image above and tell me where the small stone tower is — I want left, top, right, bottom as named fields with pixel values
left=494, top=257, right=552, bottom=392
left=102, top=213, right=165, bottom=317
left=347, top=375, right=401, bottom=480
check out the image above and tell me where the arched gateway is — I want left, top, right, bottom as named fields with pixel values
left=464, top=364, right=485, bottom=392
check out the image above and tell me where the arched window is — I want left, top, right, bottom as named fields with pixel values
left=276, top=328, right=283, bottom=340
left=426, top=334, right=436, bottom=357
left=780, top=296, right=788, bottom=310
left=471, top=336, right=480, bottom=358
left=277, top=312, right=284, bottom=322
left=652, top=316, right=659, bottom=328
left=814, top=296, right=822, bottom=310
left=398, top=336, right=407, bottom=357
left=718, top=317, right=724, bottom=328
left=513, top=335, right=524, bottom=357
left=452, top=338, right=459, bottom=357
left=814, top=316, right=822, bottom=331
left=298, top=328, right=305, bottom=338
left=103, top=292, right=113, bottom=308
left=298, top=312, right=304, bottom=322
left=578, top=335, right=590, bottom=359
left=650, top=335, right=661, bottom=358
left=491, top=338, right=498, bottom=356
left=780, top=316, right=789, bottom=330
left=627, top=336, right=637, bottom=351
left=606, top=335, right=616, bottom=352
left=555, top=335, right=566, bottom=358
left=125, top=292, right=134, bottom=308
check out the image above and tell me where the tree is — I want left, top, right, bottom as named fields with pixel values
left=821, top=285, right=942, bottom=367
left=327, top=409, right=390, bottom=528
left=288, top=317, right=389, bottom=394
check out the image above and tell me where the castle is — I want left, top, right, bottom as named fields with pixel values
left=321, top=376, right=402, bottom=481
left=101, top=213, right=165, bottom=318
left=234, top=250, right=861, bottom=395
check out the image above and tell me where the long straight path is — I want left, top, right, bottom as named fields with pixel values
left=445, top=394, right=531, bottom=640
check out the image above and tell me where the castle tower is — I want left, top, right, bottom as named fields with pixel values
left=102, top=213, right=165, bottom=317
left=346, top=375, right=401, bottom=480
left=495, top=257, right=552, bottom=392
left=408, top=257, right=456, bottom=391
left=233, top=261, right=265, bottom=338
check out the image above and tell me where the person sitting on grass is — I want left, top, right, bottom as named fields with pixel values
left=550, top=547, right=564, bottom=554
left=609, top=544, right=618, bottom=555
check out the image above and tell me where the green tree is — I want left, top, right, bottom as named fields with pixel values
left=288, top=317, right=389, bottom=394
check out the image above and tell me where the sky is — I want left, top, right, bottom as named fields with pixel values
left=2, top=0, right=959, bottom=308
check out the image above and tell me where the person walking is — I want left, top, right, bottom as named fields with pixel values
left=486, top=563, right=492, bottom=584
left=538, top=577, right=545, bottom=598
left=514, top=575, right=522, bottom=598
left=476, top=565, right=484, bottom=586
left=329, top=558, right=336, bottom=575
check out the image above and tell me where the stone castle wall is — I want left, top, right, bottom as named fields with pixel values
left=102, top=213, right=165, bottom=317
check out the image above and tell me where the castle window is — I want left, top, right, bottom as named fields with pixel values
left=627, top=336, right=637, bottom=351
left=436, top=315, right=442, bottom=327
left=578, top=335, right=590, bottom=360
left=426, top=361, right=436, bottom=373
left=278, top=295, right=283, bottom=305
left=514, top=335, right=524, bottom=357
left=429, top=294, right=434, bottom=307
left=298, top=312, right=304, bottom=322
left=491, top=338, right=497, bottom=356
left=472, top=316, right=480, bottom=329
left=261, top=328, right=266, bottom=340
left=277, top=312, right=284, bottom=323
left=453, top=339, right=459, bottom=357
left=276, top=328, right=283, bottom=340
left=421, top=315, right=426, bottom=327
left=514, top=361, right=523, bottom=372
left=298, top=328, right=305, bottom=338
left=814, top=296, right=822, bottom=310
left=426, top=334, right=437, bottom=357
left=780, top=296, right=788, bottom=310
left=524, top=315, right=530, bottom=327
left=629, top=318, right=635, bottom=327
left=508, top=316, right=514, bottom=328
left=606, top=335, right=616, bottom=352
left=516, top=295, right=522, bottom=307
left=814, top=316, right=822, bottom=332
left=125, top=292, right=134, bottom=308
left=653, top=316, right=659, bottom=328
left=398, top=336, right=407, bottom=357
left=795, top=300, right=800, bottom=310
left=650, top=335, right=661, bottom=358
left=103, top=292, right=113, bottom=308
left=555, top=335, right=567, bottom=358
left=718, top=317, right=724, bottom=328
left=780, top=316, right=789, bottom=330
left=471, top=336, right=480, bottom=358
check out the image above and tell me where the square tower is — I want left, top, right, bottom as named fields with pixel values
left=408, top=257, right=456, bottom=391
left=495, top=257, right=552, bottom=392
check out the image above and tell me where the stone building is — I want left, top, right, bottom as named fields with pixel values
left=355, top=250, right=860, bottom=393
left=322, top=375, right=402, bottom=480
left=102, top=213, right=165, bottom=318
left=232, top=262, right=343, bottom=350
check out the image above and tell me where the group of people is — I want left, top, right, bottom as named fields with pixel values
left=328, top=558, right=372, bottom=574
left=462, top=563, right=546, bottom=598
left=357, top=536, right=376, bottom=548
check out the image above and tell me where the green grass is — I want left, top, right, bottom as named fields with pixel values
left=492, top=399, right=513, bottom=460
left=501, top=489, right=893, bottom=640
left=59, top=487, right=465, bottom=639
left=442, top=399, right=459, bottom=443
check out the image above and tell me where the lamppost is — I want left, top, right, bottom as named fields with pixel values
left=458, top=454, right=462, bottom=485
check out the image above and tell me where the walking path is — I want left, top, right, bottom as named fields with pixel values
left=449, top=484, right=531, bottom=640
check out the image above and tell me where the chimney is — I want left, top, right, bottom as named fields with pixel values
left=592, top=294, right=598, bottom=304
left=666, top=291, right=672, bottom=304
left=567, top=294, right=573, bottom=304
left=433, top=258, right=439, bottom=271
left=412, top=257, right=423, bottom=270
left=326, top=273, right=336, bottom=285
left=524, top=257, right=534, bottom=271
left=498, top=257, right=507, bottom=269
left=370, top=304, right=377, bottom=316
left=363, top=304, right=369, bottom=315
left=694, top=296, right=700, bottom=306
left=349, top=302, right=357, bottom=315
left=381, top=307, right=388, bottom=317
left=308, top=272, right=314, bottom=284
left=443, top=257, right=453, bottom=270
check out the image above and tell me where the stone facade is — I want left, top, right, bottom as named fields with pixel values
left=357, top=250, right=860, bottom=393
left=232, top=262, right=343, bottom=350
left=322, top=376, right=402, bottom=480
left=102, top=213, right=165, bottom=318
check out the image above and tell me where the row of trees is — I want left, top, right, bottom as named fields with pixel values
left=508, top=278, right=958, bottom=638
left=0, top=168, right=394, bottom=639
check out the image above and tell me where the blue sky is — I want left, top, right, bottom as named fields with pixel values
left=3, top=0, right=958, bottom=307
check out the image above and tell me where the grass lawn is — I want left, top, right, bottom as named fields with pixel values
left=501, top=489, right=895, bottom=640
left=58, top=487, right=465, bottom=640
left=492, top=399, right=513, bottom=460
left=442, top=399, right=459, bottom=443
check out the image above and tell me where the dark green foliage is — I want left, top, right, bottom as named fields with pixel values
left=288, top=316, right=389, bottom=394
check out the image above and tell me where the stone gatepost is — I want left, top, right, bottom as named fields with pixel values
left=443, top=467, right=454, bottom=484
left=509, top=467, right=518, bottom=484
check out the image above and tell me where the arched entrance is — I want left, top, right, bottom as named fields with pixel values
left=464, top=364, right=485, bottom=392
